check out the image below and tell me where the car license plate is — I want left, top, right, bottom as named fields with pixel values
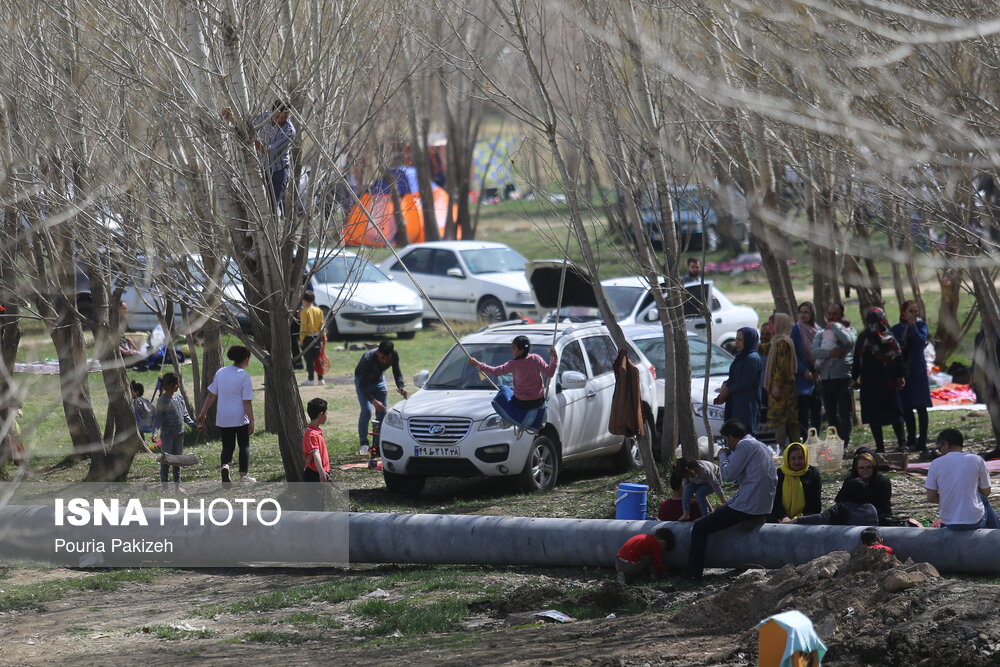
left=376, top=324, right=402, bottom=334
left=414, top=446, right=461, bottom=457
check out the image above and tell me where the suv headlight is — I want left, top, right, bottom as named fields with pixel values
left=384, top=410, right=403, bottom=429
left=516, top=292, right=533, bottom=302
left=693, top=403, right=725, bottom=420
left=479, top=414, right=508, bottom=431
left=346, top=299, right=376, bottom=311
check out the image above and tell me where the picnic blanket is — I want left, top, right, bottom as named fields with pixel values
left=930, top=383, right=977, bottom=406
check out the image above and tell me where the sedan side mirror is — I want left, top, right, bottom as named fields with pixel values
left=560, top=370, right=587, bottom=389
left=642, top=308, right=660, bottom=323
left=414, top=369, right=430, bottom=388
left=446, top=267, right=465, bottom=279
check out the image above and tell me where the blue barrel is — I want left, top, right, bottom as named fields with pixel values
left=615, top=483, right=648, bottom=520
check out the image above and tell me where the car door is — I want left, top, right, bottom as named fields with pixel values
left=388, top=248, right=437, bottom=314
left=430, top=249, right=473, bottom=320
left=580, top=335, right=620, bottom=449
left=549, top=339, right=591, bottom=458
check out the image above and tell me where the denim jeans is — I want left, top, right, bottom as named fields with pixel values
left=356, top=378, right=388, bottom=446
left=681, top=481, right=714, bottom=518
left=943, top=494, right=999, bottom=530
left=267, top=167, right=289, bottom=214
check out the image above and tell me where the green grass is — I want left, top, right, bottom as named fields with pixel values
left=350, top=598, right=469, bottom=636
left=127, top=624, right=215, bottom=640
left=277, top=612, right=343, bottom=629
left=197, top=576, right=378, bottom=617
left=0, top=569, right=164, bottom=612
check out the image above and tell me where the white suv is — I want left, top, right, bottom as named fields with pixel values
left=378, top=321, right=659, bottom=494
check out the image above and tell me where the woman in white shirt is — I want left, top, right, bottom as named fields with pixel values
left=196, top=346, right=256, bottom=486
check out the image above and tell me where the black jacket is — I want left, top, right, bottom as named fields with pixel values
left=769, top=465, right=823, bottom=522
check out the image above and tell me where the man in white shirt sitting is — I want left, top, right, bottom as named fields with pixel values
left=925, top=428, right=998, bottom=531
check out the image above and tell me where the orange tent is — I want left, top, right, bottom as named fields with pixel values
left=343, top=168, right=455, bottom=246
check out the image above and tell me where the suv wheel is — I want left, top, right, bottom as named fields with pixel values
left=613, top=414, right=652, bottom=472
left=477, top=296, right=505, bottom=323
left=517, top=435, right=559, bottom=492
left=383, top=471, right=426, bottom=496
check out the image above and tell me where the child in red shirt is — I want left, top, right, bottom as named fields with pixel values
left=860, top=527, right=894, bottom=555
left=302, top=398, right=330, bottom=483
left=616, top=527, right=675, bottom=584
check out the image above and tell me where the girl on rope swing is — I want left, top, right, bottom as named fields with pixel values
left=468, top=335, right=558, bottom=435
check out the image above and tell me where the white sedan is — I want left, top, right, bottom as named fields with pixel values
left=308, top=251, right=423, bottom=339
left=624, top=325, right=733, bottom=440
left=379, top=241, right=538, bottom=323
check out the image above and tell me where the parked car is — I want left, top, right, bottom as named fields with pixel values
left=378, top=241, right=538, bottom=323
left=527, top=260, right=759, bottom=353
left=636, top=184, right=748, bottom=252
left=307, top=250, right=423, bottom=339
left=623, top=325, right=732, bottom=440
left=377, top=320, right=659, bottom=495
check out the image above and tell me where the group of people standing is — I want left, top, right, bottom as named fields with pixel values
left=714, top=300, right=934, bottom=454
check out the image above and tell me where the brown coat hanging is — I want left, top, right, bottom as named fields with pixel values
left=609, top=349, right=644, bottom=437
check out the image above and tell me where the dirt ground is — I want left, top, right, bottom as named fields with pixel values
left=2, top=547, right=1000, bottom=667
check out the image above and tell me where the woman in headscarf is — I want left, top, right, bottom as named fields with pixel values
left=769, top=442, right=822, bottom=522
left=851, top=307, right=906, bottom=452
left=838, top=449, right=893, bottom=525
left=890, top=300, right=932, bottom=452
left=713, top=326, right=763, bottom=435
left=760, top=313, right=799, bottom=448
left=791, top=301, right=822, bottom=438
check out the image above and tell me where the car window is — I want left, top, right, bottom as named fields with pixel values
left=397, top=248, right=434, bottom=274
left=427, top=342, right=551, bottom=390
left=582, top=336, right=616, bottom=376
left=311, top=256, right=388, bottom=285
left=603, top=285, right=646, bottom=320
left=633, top=337, right=666, bottom=378
left=431, top=249, right=460, bottom=276
left=458, top=247, right=526, bottom=274
left=689, top=337, right=733, bottom=375
left=558, top=340, right=588, bottom=377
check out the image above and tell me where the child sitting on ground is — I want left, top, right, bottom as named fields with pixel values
left=155, top=372, right=197, bottom=493
left=468, top=335, right=558, bottom=432
left=860, top=527, right=894, bottom=555
left=615, top=526, right=675, bottom=585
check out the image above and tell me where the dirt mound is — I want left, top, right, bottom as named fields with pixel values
left=681, top=547, right=1000, bottom=666
left=484, top=580, right=673, bottom=618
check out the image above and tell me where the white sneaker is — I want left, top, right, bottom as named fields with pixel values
left=358, top=444, right=370, bottom=456
left=300, top=380, right=314, bottom=387
left=240, top=475, right=257, bottom=484
left=317, top=378, right=326, bottom=385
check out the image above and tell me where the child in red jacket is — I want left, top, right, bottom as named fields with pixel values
left=615, top=527, right=675, bottom=585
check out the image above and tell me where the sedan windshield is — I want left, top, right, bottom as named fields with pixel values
left=632, top=336, right=732, bottom=378
left=427, top=343, right=551, bottom=390
left=311, top=256, right=388, bottom=285
left=458, top=247, right=526, bottom=275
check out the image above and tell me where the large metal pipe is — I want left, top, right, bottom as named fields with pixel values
left=2, top=506, right=999, bottom=573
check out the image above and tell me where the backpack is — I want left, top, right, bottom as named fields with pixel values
left=134, top=397, right=156, bottom=434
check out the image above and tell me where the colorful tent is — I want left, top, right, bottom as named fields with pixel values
left=343, top=167, right=453, bottom=247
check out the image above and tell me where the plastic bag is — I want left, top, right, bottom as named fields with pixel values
left=314, top=340, right=331, bottom=376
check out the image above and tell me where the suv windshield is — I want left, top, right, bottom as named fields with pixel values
left=427, top=342, right=551, bottom=390
left=311, top=256, right=387, bottom=284
left=459, top=247, right=526, bottom=275
left=633, top=336, right=732, bottom=378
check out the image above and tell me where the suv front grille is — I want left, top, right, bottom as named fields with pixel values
left=407, top=417, right=472, bottom=445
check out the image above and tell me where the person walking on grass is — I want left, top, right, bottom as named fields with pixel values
left=196, top=345, right=256, bottom=486
left=299, top=290, right=326, bottom=386
left=354, top=341, right=408, bottom=457
left=761, top=313, right=799, bottom=448
left=852, top=307, right=906, bottom=453
left=155, top=372, right=197, bottom=493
